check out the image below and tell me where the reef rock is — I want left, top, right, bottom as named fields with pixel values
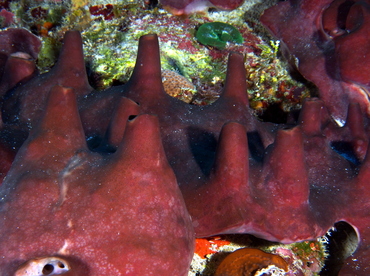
left=160, top=0, right=245, bottom=15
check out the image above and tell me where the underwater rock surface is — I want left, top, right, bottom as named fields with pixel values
left=160, top=0, right=245, bottom=15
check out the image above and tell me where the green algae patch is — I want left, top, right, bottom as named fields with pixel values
left=196, top=22, right=244, bottom=50
left=37, top=37, right=62, bottom=72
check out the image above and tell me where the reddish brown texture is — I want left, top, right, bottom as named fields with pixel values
left=0, top=84, right=194, bottom=275
left=214, top=248, right=288, bottom=276
left=0, top=0, right=9, bottom=9
left=0, top=28, right=41, bottom=82
left=0, top=140, right=14, bottom=183
left=0, top=29, right=41, bottom=181
left=1, top=29, right=370, bottom=274
left=332, top=1, right=370, bottom=86
left=0, top=52, right=37, bottom=97
left=30, top=6, right=47, bottom=19
left=2, top=30, right=92, bottom=129
left=89, top=4, right=115, bottom=20
left=260, top=0, right=370, bottom=125
left=0, top=9, right=14, bottom=27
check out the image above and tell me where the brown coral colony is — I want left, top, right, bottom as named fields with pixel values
left=214, top=248, right=288, bottom=276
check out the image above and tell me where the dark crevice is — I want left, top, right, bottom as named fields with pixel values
left=330, top=141, right=360, bottom=166
left=320, top=221, right=359, bottom=275
left=128, top=115, right=137, bottom=121
left=247, top=131, right=265, bottom=163
left=187, top=127, right=217, bottom=177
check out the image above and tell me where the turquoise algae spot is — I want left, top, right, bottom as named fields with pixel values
left=195, top=22, right=244, bottom=50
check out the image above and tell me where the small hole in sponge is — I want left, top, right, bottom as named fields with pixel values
left=15, top=257, right=71, bottom=276
left=330, top=141, right=360, bottom=166
left=42, top=264, right=54, bottom=275
left=128, top=115, right=137, bottom=121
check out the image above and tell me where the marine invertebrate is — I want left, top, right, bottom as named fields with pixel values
left=0, top=28, right=41, bottom=80
left=323, top=0, right=370, bottom=87
left=214, top=248, right=288, bottom=276
left=260, top=0, right=370, bottom=125
left=1, top=9, right=370, bottom=274
left=196, top=22, right=244, bottom=50
left=0, top=83, right=194, bottom=275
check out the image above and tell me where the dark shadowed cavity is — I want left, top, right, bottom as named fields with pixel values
left=330, top=141, right=360, bottom=166
left=320, top=221, right=358, bottom=276
left=187, top=126, right=217, bottom=177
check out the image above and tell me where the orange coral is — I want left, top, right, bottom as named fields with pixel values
left=215, top=248, right=288, bottom=276
left=195, top=237, right=231, bottom=258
